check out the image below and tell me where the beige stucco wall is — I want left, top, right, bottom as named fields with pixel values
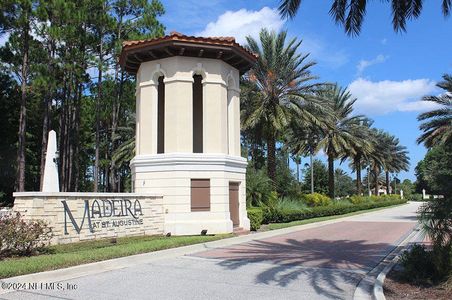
left=13, top=193, right=164, bottom=244
left=130, top=56, right=249, bottom=235
left=135, top=56, right=241, bottom=156
left=131, top=154, right=249, bottom=235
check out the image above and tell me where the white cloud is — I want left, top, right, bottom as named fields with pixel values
left=196, top=7, right=348, bottom=69
left=348, top=78, right=439, bottom=115
left=196, top=7, right=284, bottom=45
left=356, top=54, right=388, bottom=76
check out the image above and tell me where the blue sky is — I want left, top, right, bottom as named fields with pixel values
left=0, top=1, right=447, bottom=183
left=163, top=1, right=452, bottom=181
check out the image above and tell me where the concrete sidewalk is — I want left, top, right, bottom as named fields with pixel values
left=0, top=202, right=423, bottom=300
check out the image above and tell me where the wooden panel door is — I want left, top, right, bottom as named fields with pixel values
left=229, top=182, right=240, bottom=226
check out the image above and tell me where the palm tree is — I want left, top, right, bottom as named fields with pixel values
left=366, top=129, right=409, bottom=196
left=417, top=74, right=452, bottom=148
left=110, top=114, right=136, bottom=192
left=384, top=136, right=410, bottom=194
left=243, top=29, right=320, bottom=187
left=367, top=129, right=391, bottom=195
left=362, top=171, right=386, bottom=194
left=418, top=197, right=452, bottom=278
left=278, top=0, right=451, bottom=36
left=316, top=84, right=366, bottom=198
left=284, top=120, right=329, bottom=193
left=344, top=119, right=374, bottom=196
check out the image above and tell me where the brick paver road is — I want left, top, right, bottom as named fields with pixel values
left=2, top=202, right=422, bottom=300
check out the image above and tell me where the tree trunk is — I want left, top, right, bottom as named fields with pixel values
left=60, top=102, right=66, bottom=191
left=386, top=171, right=390, bottom=195
left=109, top=70, right=123, bottom=192
left=68, top=88, right=79, bottom=191
left=328, top=154, right=334, bottom=198
left=57, top=83, right=65, bottom=191
left=266, top=131, right=276, bottom=189
left=296, top=161, right=300, bottom=182
left=39, top=97, right=50, bottom=190
left=94, top=45, right=102, bottom=192
left=310, top=153, right=314, bottom=194
left=16, top=20, right=30, bottom=192
left=62, top=92, right=70, bottom=191
left=74, top=83, right=82, bottom=191
left=374, top=165, right=379, bottom=196
left=356, top=158, right=362, bottom=195
left=109, top=11, right=125, bottom=192
left=104, top=151, right=109, bottom=192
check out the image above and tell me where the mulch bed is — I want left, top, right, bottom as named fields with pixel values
left=384, top=268, right=450, bottom=300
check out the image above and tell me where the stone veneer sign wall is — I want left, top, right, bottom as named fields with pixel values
left=13, top=192, right=164, bottom=244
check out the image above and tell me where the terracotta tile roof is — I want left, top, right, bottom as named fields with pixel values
left=120, top=31, right=258, bottom=74
left=122, top=31, right=256, bottom=58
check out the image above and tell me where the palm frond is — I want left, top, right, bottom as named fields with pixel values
left=443, top=0, right=452, bottom=16
left=417, top=74, right=452, bottom=148
left=278, top=0, right=302, bottom=19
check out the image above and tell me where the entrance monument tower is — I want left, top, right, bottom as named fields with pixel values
left=120, top=32, right=257, bottom=235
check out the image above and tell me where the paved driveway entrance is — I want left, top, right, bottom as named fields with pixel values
left=193, top=221, right=415, bottom=271
left=1, top=202, right=422, bottom=300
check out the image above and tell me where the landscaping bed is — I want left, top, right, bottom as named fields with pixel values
left=384, top=268, right=451, bottom=300
left=247, top=195, right=407, bottom=231
left=266, top=203, right=406, bottom=230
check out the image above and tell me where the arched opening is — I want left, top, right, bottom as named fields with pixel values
left=193, top=74, right=203, bottom=153
left=157, top=76, right=165, bottom=153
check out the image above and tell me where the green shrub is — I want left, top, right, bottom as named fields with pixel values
left=0, top=212, right=53, bottom=258
left=366, top=195, right=385, bottom=202
left=408, top=193, right=424, bottom=201
left=399, top=243, right=451, bottom=285
left=400, top=244, right=436, bottom=284
left=302, top=193, right=332, bottom=207
left=276, top=197, right=308, bottom=211
left=349, top=195, right=365, bottom=204
left=264, top=199, right=407, bottom=224
left=379, top=194, right=401, bottom=201
left=418, top=197, right=452, bottom=281
left=351, top=194, right=401, bottom=203
left=247, top=208, right=264, bottom=231
left=246, top=168, right=272, bottom=207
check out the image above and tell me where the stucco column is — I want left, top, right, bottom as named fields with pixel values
left=227, top=88, right=241, bottom=156
left=164, top=78, right=193, bottom=152
left=204, top=81, right=228, bottom=153
left=137, top=81, right=158, bottom=155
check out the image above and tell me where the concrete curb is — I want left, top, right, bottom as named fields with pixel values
left=372, top=226, right=424, bottom=300
left=0, top=203, right=411, bottom=295
left=352, top=224, right=422, bottom=300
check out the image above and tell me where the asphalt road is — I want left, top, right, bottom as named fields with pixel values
left=1, top=202, right=422, bottom=300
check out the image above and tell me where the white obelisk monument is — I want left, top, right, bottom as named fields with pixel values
left=42, top=130, right=60, bottom=192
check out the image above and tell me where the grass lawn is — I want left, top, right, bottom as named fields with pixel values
left=0, top=234, right=231, bottom=279
left=267, top=203, right=406, bottom=230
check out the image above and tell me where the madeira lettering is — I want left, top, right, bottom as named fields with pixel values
left=62, top=199, right=143, bottom=234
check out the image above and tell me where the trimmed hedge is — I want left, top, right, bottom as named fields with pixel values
left=263, top=199, right=407, bottom=224
left=247, top=207, right=264, bottom=231
left=302, top=193, right=332, bottom=207
left=408, top=193, right=423, bottom=201
left=348, top=194, right=401, bottom=204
